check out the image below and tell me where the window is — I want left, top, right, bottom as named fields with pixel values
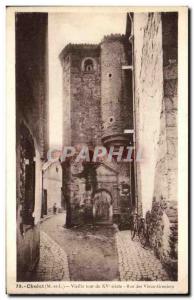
left=81, top=57, right=96, bottom=73
left=84, top=59, right=94, bottom=72
left=109, top=116, right=115, bottom=123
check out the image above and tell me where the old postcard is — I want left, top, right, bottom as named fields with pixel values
left=6, top=6, right=188, bottom=294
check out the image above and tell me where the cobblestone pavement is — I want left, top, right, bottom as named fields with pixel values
left=40, top=213, right=119, bottom=281
left=32, top=230, right=70, bottom=281
left=116, top=230, right=170, bottom=281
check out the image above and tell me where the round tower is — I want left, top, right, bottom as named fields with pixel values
left=100, top=34, right=133, bottom=147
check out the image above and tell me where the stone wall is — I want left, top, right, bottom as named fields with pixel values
left=16, top=223, right=40, bottom=281
left=133, top=12, right=178, bottom=279
left=134, top=13, right=164, bottom=216
left=100, top=35, right=134, bottom=225
left=60, top=45, right=102, bottom=226
left=16, top=13, right=49, bottom=158
left=101, top=35, right=133, bottom=145
left=16, top=13, right=48, bottom=281
left=61, top=55, right=71, bottom=146
left=60, top=45, right=101, bottom=147
left=60, top=40, right=134, bottom=227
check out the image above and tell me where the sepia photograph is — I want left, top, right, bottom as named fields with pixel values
left=6, top=6, right=188, bottom=294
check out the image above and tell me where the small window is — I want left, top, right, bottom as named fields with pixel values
left=109, top=116, right=115, bottom=123
left=84, top=59, right=94, bottom=72
left=108, top=73, right=112, bottom=78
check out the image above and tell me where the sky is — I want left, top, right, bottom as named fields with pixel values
left=48, top=11, right=127, bottom=148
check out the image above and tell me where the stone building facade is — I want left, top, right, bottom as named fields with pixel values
left=16, top=13, right=49, bottom=281
left=43, top=160, right=63, bottom=215
left=59, top=35, right=135, bottom=227
left=127, top=12, right=178, bottom=279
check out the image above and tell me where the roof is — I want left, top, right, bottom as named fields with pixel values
left=59, top=43, right=100, bottom=61
left=101, top=33, right=127, bottom=43
left=42, top=159, right=61, bottom=172
left=59, top=33, right=128, bottom=61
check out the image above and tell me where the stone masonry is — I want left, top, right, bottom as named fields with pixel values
left=132, top=12, right=178, bottom=279
left=32, top=230, right=70, bottom=281
left=16, top=13, right=49, bottom=281
left=59, top=36, right=135, bottom=227
left=116, top=230, right=170, bottom=281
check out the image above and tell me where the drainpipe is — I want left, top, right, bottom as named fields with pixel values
left=123, top=13, right=138, bottom=216
left=129, top=13, right=139, bottom=216
left=41, top=169, right=44, bottom=219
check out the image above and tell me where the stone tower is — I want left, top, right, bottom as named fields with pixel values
left=59, top=37, right=134, bottom=227
left=101, top=34, right=133, bottom=147
left=100, top=35, right=134, bottom=223
left=59, top=44, right=101, bottom=147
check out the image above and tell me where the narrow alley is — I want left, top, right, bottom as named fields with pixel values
left=12, top=8, right=186, bottom=295
left=35, top=213, right=119, bottom=281
left=31, top=213, right=171, bottom=282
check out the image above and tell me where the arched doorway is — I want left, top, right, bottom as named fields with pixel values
left=93, top=190, right=113, bottom=224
